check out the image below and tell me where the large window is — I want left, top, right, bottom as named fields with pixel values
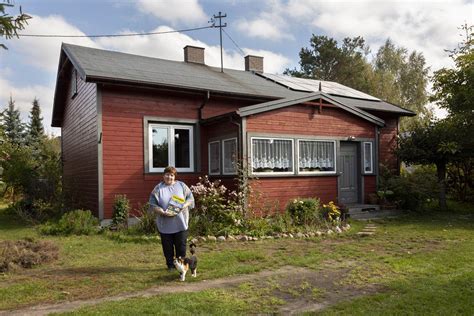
left=363, top=142, right=373, bottom=173
left=208, top=141, right=220, bottom=175
left=148, top=124, right=193, bottom=172
left=223, top=138, right=237, bottom=175
left=251, top=137, right=293, bottom=174
left=298, top=140, right=336, bottom=174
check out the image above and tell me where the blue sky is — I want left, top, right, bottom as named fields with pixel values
left=0, top=0, right=472, bottom=135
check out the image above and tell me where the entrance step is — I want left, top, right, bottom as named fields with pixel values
left=344, top=204, right=401, bottom=220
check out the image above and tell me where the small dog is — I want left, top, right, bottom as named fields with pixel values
left=173, top=242, right=198, bottom=281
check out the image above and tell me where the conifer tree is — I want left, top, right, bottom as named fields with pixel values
left=2, top=96, right=25, bottom=145
left=27, top=97, right=44, bottom=143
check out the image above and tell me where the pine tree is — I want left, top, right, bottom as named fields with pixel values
left=2, top=96, right=25, bottom=145
left=27, top=97, right=44, bottom=143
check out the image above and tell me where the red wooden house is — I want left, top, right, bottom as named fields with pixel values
left=52, top=43, right=414, bottom=222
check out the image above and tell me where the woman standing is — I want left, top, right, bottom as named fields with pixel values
left=149, top=166, right=194, bottom=270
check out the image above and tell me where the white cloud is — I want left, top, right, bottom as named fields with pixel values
left=136, top=0, right=208, bottom=25
left=236, top=1, right=293, bottom=41
left=9, top=14, right=99, bottom=73
left=285, top=0, right=472, bottom=70
left=97, top=26, right=291, bottom=73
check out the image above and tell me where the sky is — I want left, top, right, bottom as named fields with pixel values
left=0, top=0, right=472, bottom=136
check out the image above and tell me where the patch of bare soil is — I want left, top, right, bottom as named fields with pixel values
left=1, top=266, right=384, bottom=316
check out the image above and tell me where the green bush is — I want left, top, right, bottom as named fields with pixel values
left=189, top=176, right=243, bottom=236
left=128, top=203, right=157, bottom=235
left=39, top=209, right=99, bottom=236
left=388, top=166, right=439, bottom=212
left=285, top=198, right=321, bottom=226
left=112, top=195, right=130, bottom=228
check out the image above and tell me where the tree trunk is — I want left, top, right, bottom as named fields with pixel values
left=436, top=162, right=447, bottom=209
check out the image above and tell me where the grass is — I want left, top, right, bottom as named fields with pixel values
left=1, top=200, right=473, bottom=314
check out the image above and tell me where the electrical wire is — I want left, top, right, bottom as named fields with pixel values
left=222, top=28, right=246, bottom=56
left=18, top=25, right=214, bottom=38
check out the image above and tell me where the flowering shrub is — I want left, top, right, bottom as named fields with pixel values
left=321, top=201, right=341, bottom=224
left=189, top=176, right=243, bottom=236
left=285, top=198, right=321, bottom=226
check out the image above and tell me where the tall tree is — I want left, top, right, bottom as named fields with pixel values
left=286, top=36, right=431, bottom=131
left=2, top=96, right=25, bottom=146
left=373, top=39, right=431, bottom=131
left=284, top=35, right=373, bottom=92
left=27, top=98, right=45, bottom=143
left=0, top=0, right=31, bottom=49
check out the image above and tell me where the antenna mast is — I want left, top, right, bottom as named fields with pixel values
left=211, top=12, right=227, bottom=72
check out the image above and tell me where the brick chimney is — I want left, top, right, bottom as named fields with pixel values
left=184, top=45, right=205, bottom=64
left=245, top=55, right=263, bottom=73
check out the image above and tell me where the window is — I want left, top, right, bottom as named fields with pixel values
left=71, top=69, right=78, bottom=99
left=222, top=138, right=237, bottom=175
left=208, top=141, right=220, bottom=175
left=298, top=140, right=336, bottom=173
left=363, top=142, right=373, bottom=173
left=148, top=124, right=193, bottom=172
left=251, top=137, right=293, bottom=174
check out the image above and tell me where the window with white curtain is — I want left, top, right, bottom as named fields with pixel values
left=208, top=141, right=220, bottom=175
left=251, top=138, right=293, bottom=174
left=363, top=142, right=373, bottom=173
left=223, top=138, right=237, bottom=175
left=298, top=140, right=336, bottom=173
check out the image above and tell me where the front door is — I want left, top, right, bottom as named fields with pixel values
left=339, top=142, right=359, bottom=204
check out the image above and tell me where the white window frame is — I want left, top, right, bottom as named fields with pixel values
left=222, top=137, right=238, bottom=175
left=148, top=123, right=194, bottom=173
left=208, top=140, right=221, bottom=175
left=363, top=141, right=373, bottom=173
left=297, top=139, right=337, bottom=175
left=250, top=137, right=294, bottom=175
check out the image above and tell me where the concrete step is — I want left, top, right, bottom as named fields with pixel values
left=346, top=204, right=381, bottom=214
left=349, top=209, right=402, bottom=220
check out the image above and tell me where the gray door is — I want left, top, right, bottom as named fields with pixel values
left=340, top=142, right=359, bottom=204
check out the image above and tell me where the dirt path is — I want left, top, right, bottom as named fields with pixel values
left=1, top=266, right=381, bottom=315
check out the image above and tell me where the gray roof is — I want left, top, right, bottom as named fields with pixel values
left=62, top=43, right=304, bottom=99
left=238, top=92, right=386, bottom=127
left=53, top=44, right=415, bottom=127
left=329, top=95, right=415, bottom=116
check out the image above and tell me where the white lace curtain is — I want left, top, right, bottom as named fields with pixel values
left=299, top=141, right=335, bottom=170
left=252, top=139, right=292, bottom=170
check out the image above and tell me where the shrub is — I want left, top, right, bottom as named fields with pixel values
left=112, top=195, right=130, bottom=228
left=190, top=176, right=243, bottom=236
left=129, top=203, right=157, bottom=235
left=39, top=209, right=99, bottom=236
left=387, top=166, right=439, bottom=212
left=285, top=198, right=321, bottom=226
left=0, top=239, right=59, bottom=272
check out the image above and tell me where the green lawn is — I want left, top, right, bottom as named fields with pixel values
left=1, top=201, right=473, bottom=315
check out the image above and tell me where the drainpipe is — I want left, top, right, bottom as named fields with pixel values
left=198, top=90, right=211, bottom=121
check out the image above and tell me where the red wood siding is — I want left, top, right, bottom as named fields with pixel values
left=248, top=177, right=338, bottom=214
left=246, top=106, right=375, bottom=138
left=102, top=86, right=241, bottom=218
left=367, top=111, right=399, bottom=173
left=61, top=74, right=98, bottom=215
left=364, top=175, right=377, bottom=203
left=201, top=120, right=239, bottom=174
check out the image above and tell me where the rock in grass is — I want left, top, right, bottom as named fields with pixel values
left=207, top=236, right=217, bottom=242
left=197, top=236, right=207, bottom=242
left=217, top=236, right=226, bottom=242
left=238, top=235, right=249, bottom=241
left=296, top=232, right=305, bottom=238
left=227, top=235, right=236, bottom=241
